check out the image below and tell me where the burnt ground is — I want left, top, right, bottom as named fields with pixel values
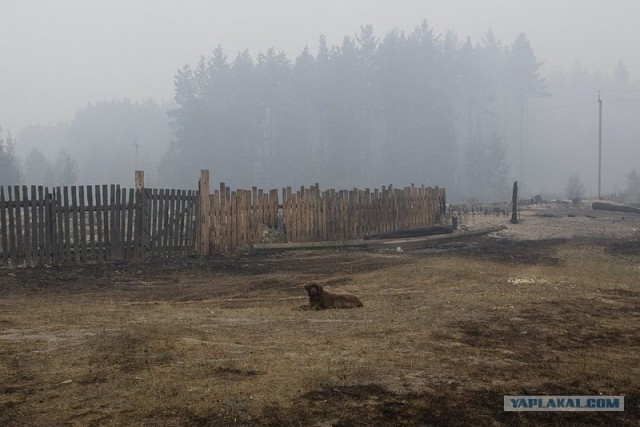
left=1, top=220, right=639, bottom=425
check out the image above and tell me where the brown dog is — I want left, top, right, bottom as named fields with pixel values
left=303, top=282, right=363, bottom=310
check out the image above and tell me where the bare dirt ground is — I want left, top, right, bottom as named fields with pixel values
left=1, top=202, right=639, bottom=426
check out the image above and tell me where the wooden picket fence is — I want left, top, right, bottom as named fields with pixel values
left=2, top=170, right=446, bottom=265
left=0, top=185, right=197, bottom=268
left=282, top=184, right=445, bottom=243
left=207, top=184, right=279, bottom=254
left=199, top=175, right=446, bottom=255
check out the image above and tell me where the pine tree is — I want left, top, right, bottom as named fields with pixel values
left=56, top=151, right=77, bottom=186
left=625, top=169, right=640, bottom=203
left=24, top=148, right=54, bottom=184
left=0, top=128, right=22, bottom=185
left=465, top=132, right=509, bottom=201
left=565, top=173, right=585, bottom=200
left=507, top=33, right=547, bottom=192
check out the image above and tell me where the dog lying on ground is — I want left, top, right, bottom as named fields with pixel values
left=303, top=282, right=363, bottom=310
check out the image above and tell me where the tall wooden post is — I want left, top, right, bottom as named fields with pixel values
left=511, top=181, right=519, bottom=224
left=598, top=91, right=602, bottom=199
left=197, top=169, right=210, bottom=256
left=135, top=170, right=145, bottom=190
left=133, top=170, right=150, bottom=259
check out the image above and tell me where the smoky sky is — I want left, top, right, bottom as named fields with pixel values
left=1, top=0, right=639, bottom=132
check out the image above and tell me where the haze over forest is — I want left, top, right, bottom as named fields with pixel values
left=1, top=1, right=639, bottom=202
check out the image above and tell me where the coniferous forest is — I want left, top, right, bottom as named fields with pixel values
left=161, top=23, right=546, bottom=202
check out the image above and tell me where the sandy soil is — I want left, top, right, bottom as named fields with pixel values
left=0, top=204, right=639, bottom=426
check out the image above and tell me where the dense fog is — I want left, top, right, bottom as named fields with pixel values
left=2, top=11, right=639, bottom=203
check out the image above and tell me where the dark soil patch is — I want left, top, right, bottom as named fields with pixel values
left=455, top=293, right=640, bottom=352
left=456, top=238, right=566, bottom=265
left=0, top=250, right=409, bottom=298
left=605, top=239, right=640, bottom=256
left=211, top=366, right=262, bottom=377
left=257, top=384, right=639, bottom=426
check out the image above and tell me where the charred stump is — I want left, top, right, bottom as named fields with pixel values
left=511, top=181, right=519, bottom=224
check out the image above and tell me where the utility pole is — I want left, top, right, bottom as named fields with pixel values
left=598, top=92, right=602, bottom=199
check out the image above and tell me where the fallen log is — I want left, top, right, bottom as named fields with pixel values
left=363, top=225, right=453, bottom=240
left=592, top=201, right=640, bottom=214
left=249, top=225, right=506, bottom=255
left=249, top=239, right=367, bottom=255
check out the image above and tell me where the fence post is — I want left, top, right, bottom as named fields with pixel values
left=197, top=170, right=210, bottom=256
left=135, top=170, right=145, bottom=190
left=133, top=170, right=151, bottom=259
left=138, top=170, right=148, bottom=259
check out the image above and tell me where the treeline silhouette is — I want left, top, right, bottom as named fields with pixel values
left=161, top=22, right=546, bottom=200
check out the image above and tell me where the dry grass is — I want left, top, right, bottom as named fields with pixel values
left=1, top=239, right=639, bottom=425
